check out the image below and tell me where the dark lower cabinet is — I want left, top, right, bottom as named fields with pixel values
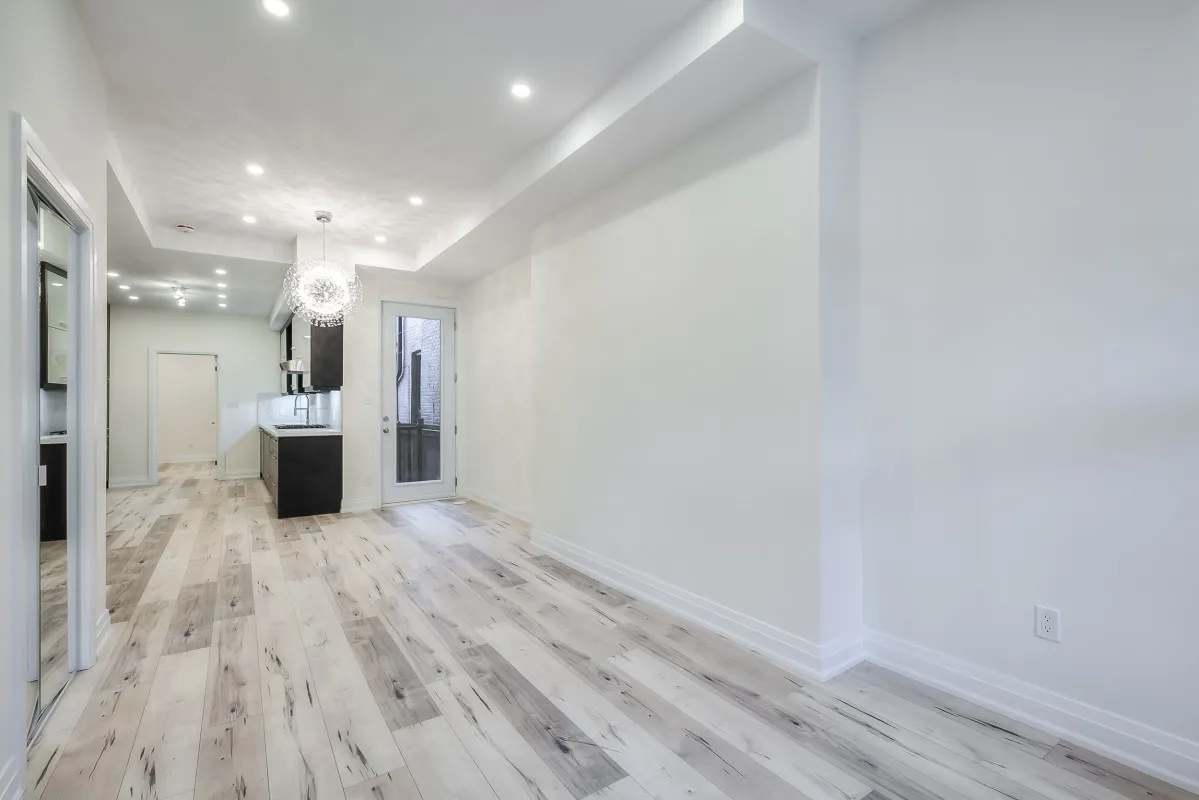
left=260, top=429, right=342, bottom=518
left=41, top=443, right=67, bottom=541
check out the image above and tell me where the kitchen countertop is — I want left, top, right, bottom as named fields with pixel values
left=259, top=424, right=343, bottom=439
left=41, top=434, right=68, bottom=445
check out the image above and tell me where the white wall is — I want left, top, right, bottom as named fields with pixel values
left=530, top=74, right=826, bottom=653
left=340, top=266, right=463, bottom=511
left=860, top=0, right=1199, bottom=784
left=459, top=256, right=534, bottom=520
left=109, top=307, right=279, bottom=483
left=155, top=353, right=218, bottom=462
left=0, top=0, right=109, bottom=793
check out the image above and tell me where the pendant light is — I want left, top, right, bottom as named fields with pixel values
left=282, top=210, right=363, bottom=327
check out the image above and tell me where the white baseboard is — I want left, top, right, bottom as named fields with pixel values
left=530, top=529, right=861, bottom=682
left=221, top=469, right=260, bottom=480
left=341, top=495, right=377, bottom=514
left=108, top=476, right=153, bottom=488
left=458, top=488, right=532, bottom=525
left=159, top=456, right=216, bottom=464
left=865, top=630, right=1199, bottom=793
left=94, top=610, right=113, bottom=664
left=0, top=755, right=20, bottom=800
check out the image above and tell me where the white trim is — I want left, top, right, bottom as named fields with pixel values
left=108, top=476, right=154, bottom=489
left=865, top=630, right=1199, bottom=793
left=221, top=468, right=260, bottom=480
left=94, top=610, right=112, bottom=656
left=159, top=455, right=217, bottom=465
left=14, top=117, right=104, bottom=743
left=458, top=488, right=532, bottom=526
left=341, top=495, right=378, bottom=514
left=530, top=528, right=860, bottom=681
left=0, top=755, right=20, bottom=800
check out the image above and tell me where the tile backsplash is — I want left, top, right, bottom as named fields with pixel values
left=40, top=389, right=67, bottom=434
left=258, top=390, right=342, bottom=429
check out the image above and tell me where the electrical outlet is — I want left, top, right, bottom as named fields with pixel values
left=1035, top=605, right=1060, bottom=642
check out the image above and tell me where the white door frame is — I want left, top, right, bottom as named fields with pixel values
left=12, top=114, right=103, bottom=704
left=148, top=351, right=220, bottom=480
left=380, top=301, right=457, bottom=504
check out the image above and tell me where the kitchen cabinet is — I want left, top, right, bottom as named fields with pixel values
left=260, top=427, right=342, bottom=518
left=40, top=262, right=68, bottom=389
left=41, top=443, right=67, bottom=541
left=307, top=323, right=344, bottom=389
left=281, top=316, right=343, bottom=391
left=280, top=325, right=294, bottom=395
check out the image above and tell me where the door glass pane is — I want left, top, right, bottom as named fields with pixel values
left=395, top=316, right=441, bottom=483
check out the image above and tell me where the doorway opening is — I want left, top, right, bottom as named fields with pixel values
left=16, top=119, right=103, bottom=743
left=381, top=302, right=456, bottom=504
left=153, top=353, right=218, bottom=475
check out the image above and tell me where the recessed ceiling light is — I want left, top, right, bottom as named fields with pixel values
left=128, top=296, right=139, bottom=301
left=262, top=0, right=290, bottom=18
left=177, top=299, right=187, bottom=307
left=107, top=272, right=119, bottom=277
left=219, top=303, right=228, bottom=308
left=51, top=282, right=64, bottom=287
left=243, top=215, right=257, bottom=224
left=408, top=196, right=424, bottom=206
left=215, top=267, right=227, bottom=275
left=375, top=235, right=387, bottom=244
left=217, top=283, right=227, bottom=288
left=118, top=285, right=130, bottom=290
left=218, top=294, right=227, bottom=299
left=246, top=163, right=264, bottom=176
left=511, top=83, right=532, bottom=100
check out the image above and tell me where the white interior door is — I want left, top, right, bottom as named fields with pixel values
left=156, top=353, right=218, bottom=464
left=381, top=302, right=456, bottom=504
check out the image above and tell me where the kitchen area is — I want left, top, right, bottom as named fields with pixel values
left=258, top=312, right=345, bottom=518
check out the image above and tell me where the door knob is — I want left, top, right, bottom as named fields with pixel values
left=383, top=428, right=390, bottom=434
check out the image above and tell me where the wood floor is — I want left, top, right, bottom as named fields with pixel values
left=28, top=462, right=1196, bottom=800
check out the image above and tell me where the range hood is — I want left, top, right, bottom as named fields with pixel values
left=279, top=359, right=308, bottom=373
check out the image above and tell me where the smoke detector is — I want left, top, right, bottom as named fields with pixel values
left=175, top=224, right=196, bottom=234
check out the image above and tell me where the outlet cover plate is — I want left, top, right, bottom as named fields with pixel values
left=1035, top=605, right=1060, bottom=642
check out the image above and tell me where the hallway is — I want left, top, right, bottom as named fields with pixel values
left=28, top=464, right=1190, bottom=800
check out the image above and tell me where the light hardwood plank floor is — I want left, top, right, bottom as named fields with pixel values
left=28, top=461, right=1198, bottom=800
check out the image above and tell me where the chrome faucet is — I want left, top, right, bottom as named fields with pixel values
left=293, top=393, right=313, bottom=425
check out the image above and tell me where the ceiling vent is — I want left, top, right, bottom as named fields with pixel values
left=175, top=224, right=196, bottom=233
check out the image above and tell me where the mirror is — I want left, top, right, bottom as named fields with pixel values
left=32, top=194, right=74, bottom=732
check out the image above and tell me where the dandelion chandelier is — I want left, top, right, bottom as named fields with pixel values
left=282, top=210, right=363, bottom=327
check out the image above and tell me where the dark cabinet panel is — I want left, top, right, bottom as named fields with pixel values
left=259, top=430, right=341, bottom=518
left=277, top=436, right=342, bottom=518
left=309, top=324, right=344, bottom=389
left=41, top=444, right=67, bottom=541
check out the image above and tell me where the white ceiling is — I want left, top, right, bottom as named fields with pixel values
left=82, top=0, right=935, bottom=296
left=797, top=0, right=933, bottom=34
left=77, top=0, right=709, bottom=256
left=107, top=167, right=287, bottom=316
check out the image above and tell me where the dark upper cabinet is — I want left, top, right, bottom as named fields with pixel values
left=308, top=324, right=344, bottom=390
left=283, top=316, right=342, bottom=392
